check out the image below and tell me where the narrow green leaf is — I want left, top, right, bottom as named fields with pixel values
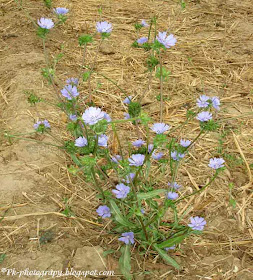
left=103, top=249, right=115, bottom=257
left=137, top=189, right=166, bottom=200
left=119, top=245, right=132, bottom=280
left=153, top=244, right=180, bottom=269
left=109, top=200, right=134, bottom=228
left=229, top=198, right=236, bottom=208
left=157, top=234, right=187, bottom=249
left=0, top=253, right=6, bottom=264
left=70, top=153, right=82, bottom=167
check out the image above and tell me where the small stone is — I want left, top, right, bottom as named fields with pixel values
left=100, top=42, right=116, bottom=55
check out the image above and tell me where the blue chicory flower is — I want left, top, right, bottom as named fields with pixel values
left=61, top=85, right=79, bottom=100
left=96, top=205, right=111, bottom=218
left=180, top=139, right=191, bottom=147
left=188, top=216, right=206, bottom=231
left=196, top=111, right=212, bottom=122
left=196, top=95, right=210, bottom=108
left=208, top=157, right=225, bottom=169
left=171, top=151, right=185, bottom=161
left=132, top=139, right=145, bottom=148
left=165, top=245, right=176, bottom=251
left=156, top=32, right=177, bottom=48
left=112, top=183, right=130, bottom=199
left=118, top=232, right=135, bottom=245
left=148, top=144, right=154, bottom=153
left=82, top=107, right=109, bottom=125
left=152, top=151, right=163, bottom=160
left=140, top=208, right=145, bottom=214
left=98, top=134, right=108, bottom=147
left=111, top=155, right=122, bottom=164
left=103, top=112, right=112, bottom=122
left=167, top=192, right=179, bottom=200
left=123, top=96, right=132, bottom=104
left=128, top=154, right=145, bottom=166
left=137, top=37, right=148, bottom=44
left=37, top=18, right=54, bottom=29
left=141, top=20, right=149, bottom=27
left=75, top=136, right=88, bottom=147
left=124, top=113, right=130, bottom=119
left=123, top=173, right=136, bottom=184
left=151, top=123, right=170, bottom=134
left=69, top=114, right=77, bottom=121
left=34, top=120, right=50, bottom=130
left=168, top=182, right=181, bottom=190
left=211, top=97, right=220, bottom=110
left=96, top=21, right=112, bottom=33
left=66, top=78, right=78, bottom=85
left=54, top=7, right=69, bottom=15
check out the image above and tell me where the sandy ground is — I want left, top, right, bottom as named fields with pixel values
left=0, top=0, right=252, bottom=279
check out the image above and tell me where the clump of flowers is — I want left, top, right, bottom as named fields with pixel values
left=34, top=120, right=50, bottom=132
left=197, top=95, right=220, bottom=110
left=18, top=9, right=229, bottom=278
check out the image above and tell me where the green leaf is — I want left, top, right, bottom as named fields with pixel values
left=67, top=165, right=79, bottom=175
left=80, top=155, right=96, bottom=168
left=0, top=253, right=6, bottom=264
left=37, top=27, right=49, bottom=39
left=128, top=102, right=141, bottom=118
left=119, top=245, right=132, bottom=280
left=155, top=66, right=171, bottom=81
left=153, top=134, right=167, bottom=146
left=109, top=200, right=134, bottom=228
left=79, top=34, right=93, bottom=46
left=83, top=71, right=91, bottom=81
left=157, top=234, right=187, bottom=249
left=44, top=0, right=52, bottom=8
left=229, top=198, right=236, bottom=208
left=134, top=23, right=143, bottom=31
left=153, top=244, right=180, bottom=269
left=103, top=249, right=115, bottom=257
left=137, top=189, right=166, bottom=200
left=70, top=153, right=82, bottom=167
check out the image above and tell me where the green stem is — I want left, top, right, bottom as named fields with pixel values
left=111, top=123, right=124, bottom=159
left=175, top=171, right=219, bottom=203
left=81, top=65, right=128, bottom=98
left=147, top=17, right=154, bottom=41
left=87, top=39, right=103, bottom=103
left=130, top=179, right=149, bottom=241
left=46, top=131, right=64, bottom=145
left=42, top=38, right=49, bottom=67
left=91, top=167, right=105, bottom=200
left=93, top=134, right=99, bottom=156
left=171, top=129, right=204, bottom=184
left=159, top=51, right=164, bottom=122
left=4, top=135, right=63, bottom=148
left=14, top=0, right=37, bottom=28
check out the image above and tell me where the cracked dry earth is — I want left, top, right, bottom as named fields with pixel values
left=1, top=0, right=253, bottom=280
